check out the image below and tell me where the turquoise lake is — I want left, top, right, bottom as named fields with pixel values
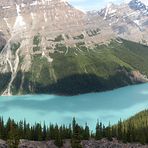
left=0, top=83, right=148, bottom=129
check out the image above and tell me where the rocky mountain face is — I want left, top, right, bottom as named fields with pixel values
left=129, top=0, right=148, bottom=14
left=98, top=0, right=148, bottom=43
left=0, top=0, right=148, bottom=96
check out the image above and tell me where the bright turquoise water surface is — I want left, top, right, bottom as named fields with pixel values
left=0, top=83, right=148, bottom=129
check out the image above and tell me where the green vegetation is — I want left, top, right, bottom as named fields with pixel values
left=1, top=110, right=148, bottom=147
left=0, top=117, right=85, bottom=147
left=73, top=34, right=84, bottom=40
left=1, top=39, right=148, bottom=95
left=33, top=46, right=41, bottom=52
left=33, top=34, right=41, bottom=46
left=110, top=39, right=148, bottom=75
left=54, top=35, right=64, bottom=42
left=33, top=34, right=41, bottom=52
left=11, top=42, right=20, bottom=54
left=86, top=28, right=101, bottom=37
left=0, top=45, right=4, bottom=52
left=11, top=71, right=23, bottom=95
left=30, top=55, right=54, bottom=85
left=47, top=73, right=133, bottom=95
left=111, top=110, right=148, bottom=144
left=0, top=73, right=11, bottom=94
left=76, top=42, right=85, bottom=47
left=65, top=34, right=70, bottom=39
left=55, top=43, right=67, bottom=51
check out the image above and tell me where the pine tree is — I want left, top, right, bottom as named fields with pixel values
left=49, top=124, right=55, bottom=139
left=71, top=118, right=82, bottom=148
left=42, top=122, right=47, bottom=140
left=23, top=119, right=27, bottom=139
left=95, top=121, right=102, bottom=140
left=54, top=125, right=63, bottom=147
left=0, top=110, right=148, bottom=145
left=0, top=117, right=5, bottom=139
left=18, top=121, right=24, bottom=139
left=106, top=122, right=112, bottom=141
left=34, top=123, right=42, bottom=141
left=7, top=119, right=19, bottom=148
left=83, top=123, right=90, bottom=140
left=122, top=124, right=127, bottom=143
left=117, top=119, right=123, bottom=140
left=71, top=124, right=82, bottom=148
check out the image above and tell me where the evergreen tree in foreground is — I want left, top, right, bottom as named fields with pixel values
left=0, top=110, right=148, bottom=146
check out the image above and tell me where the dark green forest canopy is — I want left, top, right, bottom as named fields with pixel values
left=0, top=109, right=148, bottom=147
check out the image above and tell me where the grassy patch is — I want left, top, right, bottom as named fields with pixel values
left=33, top=34, right=41, bottom=46
left=33, top=46, right=41, bottom=52
left=33, top=34, right=42, bottom=52
left=55, top=43, right=67, bottom=51
left=54, top=35, right=64, bottom=42
left=11, top=42, right=20, bottom=54
left=73, top=34, right=84, bottom=40
left=86, top=28, right=101, bottom=37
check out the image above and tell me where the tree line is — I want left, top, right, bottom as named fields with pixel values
left=0, top=110, right=148, bottom=147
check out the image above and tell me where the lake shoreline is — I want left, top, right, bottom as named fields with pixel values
left=0, top=83, right=148, bottom=129
left=1, top=82, right=148, bottom=97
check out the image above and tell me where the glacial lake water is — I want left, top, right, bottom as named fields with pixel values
left=0, top=83, right=148, bottom=129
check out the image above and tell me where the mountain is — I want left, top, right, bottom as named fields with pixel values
left=0, top=0, right=148, bottom=96
left=98, top=0, right=148, bottom=43
left=129, top=0, right=148, bottom=14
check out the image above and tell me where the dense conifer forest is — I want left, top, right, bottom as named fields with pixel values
left=0, top=110, right=148, bottom=147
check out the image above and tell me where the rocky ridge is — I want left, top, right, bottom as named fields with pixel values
left=98, top=0, right=148, bottom=43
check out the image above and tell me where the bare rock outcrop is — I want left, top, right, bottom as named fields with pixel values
left=0, top=139, right=8, bottom=148
left=17, top=139, right=148, bottom=148
left=82, top=139, right=148, bottom=148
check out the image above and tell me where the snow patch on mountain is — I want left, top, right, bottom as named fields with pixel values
left=129, top=0, right=148, bottom=15
left=14, top=4, right=26, bottom=29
